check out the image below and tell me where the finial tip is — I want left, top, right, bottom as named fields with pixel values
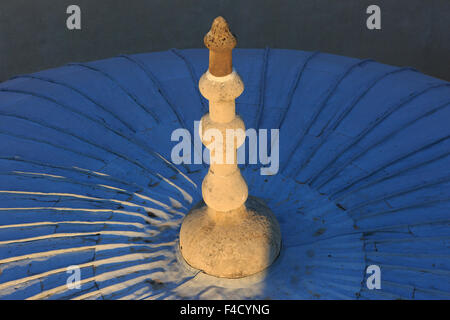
left=204, top=16, right=236, bottom=51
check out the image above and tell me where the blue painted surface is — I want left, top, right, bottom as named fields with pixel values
left=0, top=49, right=449, bottom=299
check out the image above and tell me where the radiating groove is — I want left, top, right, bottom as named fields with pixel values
left=118, top=54, right=207, bottom=169
left=0, top=170, right=185, bottom=215
left=365, top=262, right=450, bottom=276
left=305, top=67, right=417, bottom=186
left=117, top=55, right=186, bottom=129
left=10, top=171, right=65, bottom=179
left=71, top=268, right=167, bottom=300
left=284, top=231, right=364, bottom=248
left=277, top=51, right=320, bottom=130
left=0, top=87, right=140, bottom=147
left=0, top=242, right=168, bottom=265
left=0, top=220, right=147, bottom=231
left=0, top=156, right=137, bottom=195
left=282, top=59, right=373, bottom=174
left=0, top=88, right=167, bottom=177
left=332, top=99, right=450, bottom=201
left=262, top=51, right=321, bottom=166
left=0, top=113, right=157, bottom=178
left=32, top=262, right=168, bottom=300
left=0, top=230, right=155, bottom=246
left=0, top=190, right=172, bottom=220
left=364, top=235, right=450, bottom=244
left=334, top=136, right=450, bottom=201
left=316, top=67, right=418, bottom=138
left=0, top=252, right=168, bottom=292
left=67, top=63, right=159, bottom=123
left=244, top=48, right=270, bottom=170
left=156, top=173, right=193, bottom=204
left=367, top=251, right=450, bottom=259
left=328, top=100, right=450, bottom=199
left=296, top=68, right=417, bottom=180
left=0, top=113, right=113, bottom=165
left=312, top=83, right=450, bottom=189
left=0, top=156, right=182, bottom=208
left=170, top=49, right=208, bottom=112
left=0, top=208, right=156, bottom=228
left=355, top=197, right=450, bottom=220
left=152, top=152, right=197, bottom=188
left=0, top=112, right=179, bottom=190
left=346, top=174, right=450, bottom=213
left=12, top=74, right=137, bottom=133
left=254, top=47, right=270, bottom=131
left=381, top=280, right=450, bottom=297
left=357, top=218, right=450, bottom=236
left=10, top=74, right=191, bottom=181
left=0, top=130, right=105, bottom=164
left=268, top=202, right=449, bottom=234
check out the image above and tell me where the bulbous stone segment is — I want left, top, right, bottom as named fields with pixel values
left=199, top=71, right=244, bottom=124
left=199, top=71, right=244, bottom=113
left=202, top=168, right=248, bottom=212
left=200, top=113, right=246, bottom=154
left=199, top=113, right=247, bottom=211
left=179, top=197, right=282, bottom=278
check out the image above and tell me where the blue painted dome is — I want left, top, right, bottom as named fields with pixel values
left=0, top=49, right=449, bottom=299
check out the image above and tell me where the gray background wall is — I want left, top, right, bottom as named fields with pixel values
left=0, top=0, right=449, bottom=82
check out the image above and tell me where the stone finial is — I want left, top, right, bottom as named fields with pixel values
left=179, top=16, right=281, bottom=279
left=204, top=16, right=236, bottom=77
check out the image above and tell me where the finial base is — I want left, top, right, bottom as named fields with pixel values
left=179, top=196, right=282, bottom=278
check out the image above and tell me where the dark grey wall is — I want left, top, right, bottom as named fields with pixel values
left=1, top=0, right=449, bottom=82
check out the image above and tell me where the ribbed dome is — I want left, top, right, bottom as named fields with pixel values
left=0, top=49, right=449, bottom=299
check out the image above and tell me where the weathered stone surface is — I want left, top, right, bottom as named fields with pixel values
left=203, top=16, right=236, bottom=77
left=179, top=197, right=281, bottom=278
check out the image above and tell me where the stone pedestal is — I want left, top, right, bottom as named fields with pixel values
left=180, top=197, right=281, bottom=278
